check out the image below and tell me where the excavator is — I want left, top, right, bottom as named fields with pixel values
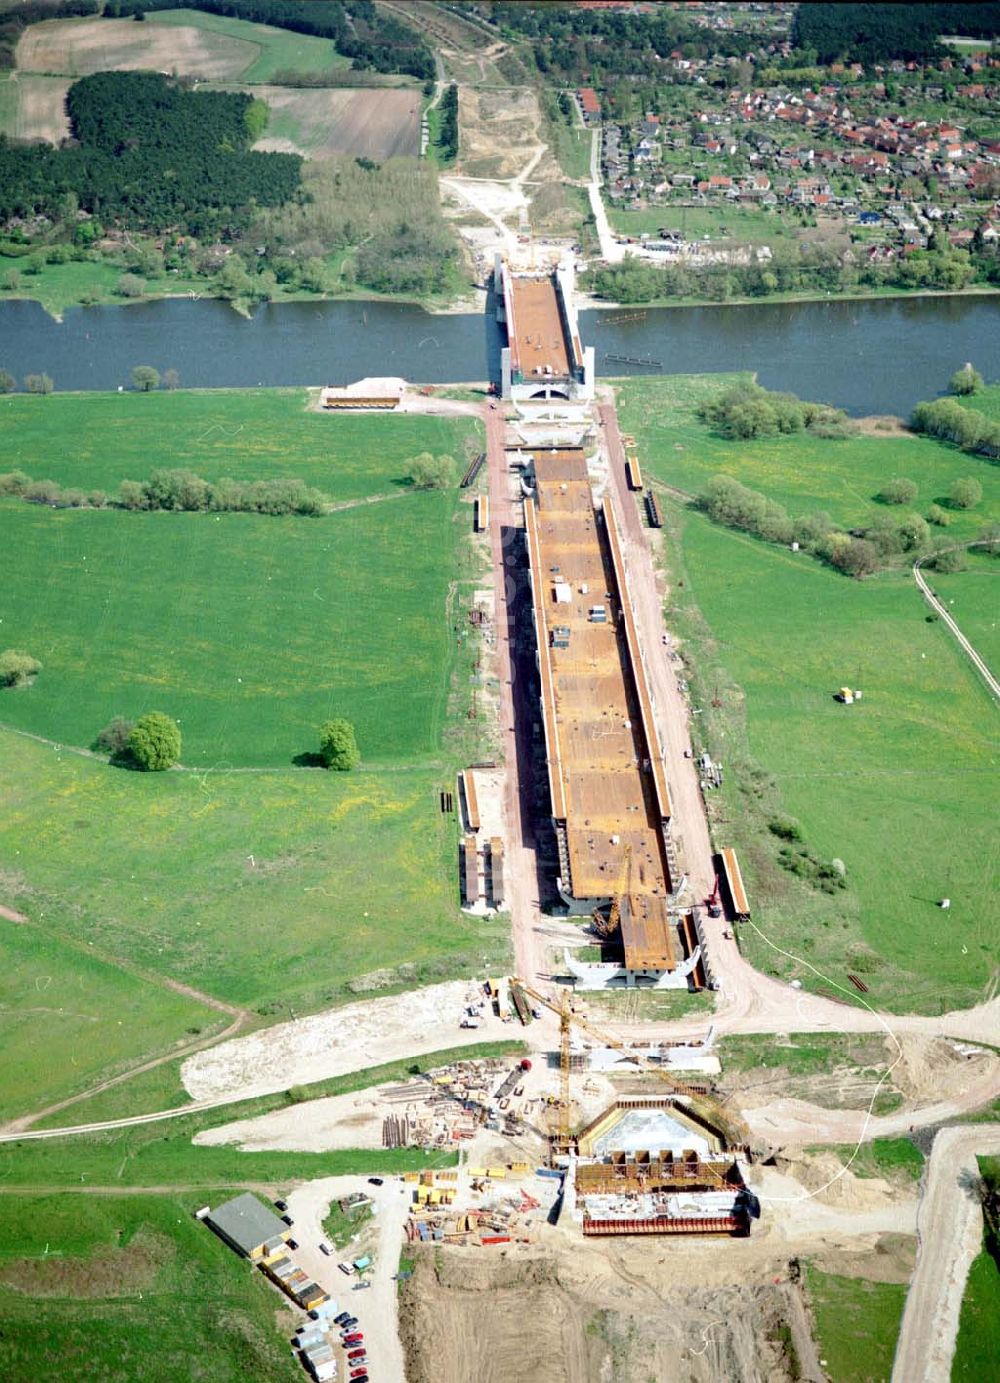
left=510, top=976, right=753, bottom=1158
left=590, top=845, right=631, bottom=939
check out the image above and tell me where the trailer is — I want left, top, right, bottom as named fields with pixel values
left=644, top=492, right=662, bottom=528
left=475, top=494, right=489, bottom=533
left=625, top=455, right=644, bottom=492
left=462, top=834, right=479, bottom=904
left=489, top=836, right=505, bottom=907
left=461, top=770, right=481, bottom=832
left=719, top=847, right=750, bottom=921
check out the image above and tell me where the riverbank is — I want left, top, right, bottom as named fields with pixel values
left=574, top=281, right=1000, bottom=314
left=0, top=266, right=487, bottom=324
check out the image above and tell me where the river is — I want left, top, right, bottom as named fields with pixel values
left=1, top=291, right=997, bottom=415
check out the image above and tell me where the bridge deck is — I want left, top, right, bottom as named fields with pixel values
left=525, top=449, right=675, bottom=971
left=509, top=276, right=572, bottom=381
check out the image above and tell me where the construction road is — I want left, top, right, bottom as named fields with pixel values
left=890, top=1123, right=1000, bottom=1383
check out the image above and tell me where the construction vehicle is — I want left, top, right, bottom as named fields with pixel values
left=706, top=874, right=723, bottom=919
left=510, top=977, right=752, bottom=1156
left=591, top=845, right=632, bottom=939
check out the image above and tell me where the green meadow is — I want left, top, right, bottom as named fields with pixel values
left=618, top=376, right=998, bottom=1012
left=0, top=924, right=216, bottom=1124
left=804, top=1266, right=907, bottom=1383
left=616, top=373, right=1000, bottom=541
left=0, top=1193, right=301, bottom=1382
left=0, top=394, right=479, bottom=765
left=953, top=1155, right=1000, bottom=1380
left=0, top=390, right=473, bottom=503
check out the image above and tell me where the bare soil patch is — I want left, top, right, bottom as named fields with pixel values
left=16, top=17, right=257, bottom=80
left=253, top=86, right=419, bottom=159
left=11, top=75, right=70, bottom=143
left=400, top=1249, right=811, bottom=1383
left=457, top=86, right=544, bottom=180
left=180, top=981, right=504, bottom=1102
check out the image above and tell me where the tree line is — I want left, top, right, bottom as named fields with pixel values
left=105, top=0, right=435, bottom=81
left=911, top=398, right=1000, bottom=461
left=0, top=72, right=301, bottom=236
left=437, top=84, right=459, bottom=164
left=583, top=238, right=995, bottom=308
left=0, top=467, right=329, bottom=516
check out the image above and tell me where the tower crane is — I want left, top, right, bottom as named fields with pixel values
left=510, top=977, right=752, bottom=1156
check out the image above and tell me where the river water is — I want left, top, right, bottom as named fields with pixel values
left=1, top=291, right=997, bottom=415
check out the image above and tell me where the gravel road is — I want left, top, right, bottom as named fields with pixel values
left=891, top=1123, right=1000, bottom=1383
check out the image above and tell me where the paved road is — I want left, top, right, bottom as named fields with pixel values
left=891, top=1123, right=1000, bottom=1383
left=587, top=128, right=624, bottom=264
left=485, top=402, right=558, bottom=988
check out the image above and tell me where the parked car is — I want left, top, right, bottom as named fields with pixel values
left=341, top=1318, right=359, bottom=1331
left=347, top=1348, right=367, bottom=1361
left=353, top=1281, right=371, bottom=1290
left=367, top=1177, right=384, bottom=1186
left=343, top=1333, right=364, bottom=1347
left=350, top=1372, right=369, bottom=1381
left=287, top=1239, right=298, bottom=1251
left=274, top=1199, right=288, bottom=1212
left=334, top=1312, right=352, bottom=1326
left=338, top=1261, right=354, bottom=1275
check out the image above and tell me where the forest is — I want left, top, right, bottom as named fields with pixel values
left=791, top=3, right=1000, bottom=65
left=477, top=1, right=758, bottom=83
left=104, top=0, right=435, bottom=80
left=0, top=72, right=301, bottom=234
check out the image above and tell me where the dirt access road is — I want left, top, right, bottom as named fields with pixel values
left=891, top=1123, right=1000, bottom=1383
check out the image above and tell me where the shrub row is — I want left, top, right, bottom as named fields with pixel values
left=0, top=468, right=328, bottom=516
left=697, top=381, right=855, bottom=440
left=699, top=475, right=936, bottom=578
left=910, top=397, right=1000, bottom=460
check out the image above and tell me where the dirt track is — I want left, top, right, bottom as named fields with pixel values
left=891, top=1123, right=1000, bottom=1382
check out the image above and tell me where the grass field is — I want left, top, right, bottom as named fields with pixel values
left=0, top=393, right=477, bottom=765
left=617, top=377, right=999, bottom=1012
left=0, top=391, right=471, bottom=502
left=608, top=204, right=795, bottom=244
left=804, top=1265, right=907, bottom=1383
left=616, top=373, right=1000, bottom=541
left=929, top=548, right=1000, bottom=673
left=0, top=1192, right=302, bottom=1381
left=954, top=1248, right=1000, bottom=1380
left=825, top=1137, right=925, bottom=1183
left=0, top=390, right=505, bottom=1119
left=953, top=1154, right=1000, bottom=1379
left=1, top=728, right=510, bottom=1013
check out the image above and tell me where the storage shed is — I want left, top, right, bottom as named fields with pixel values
left=205, top=1193, right=290, bottom=1261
